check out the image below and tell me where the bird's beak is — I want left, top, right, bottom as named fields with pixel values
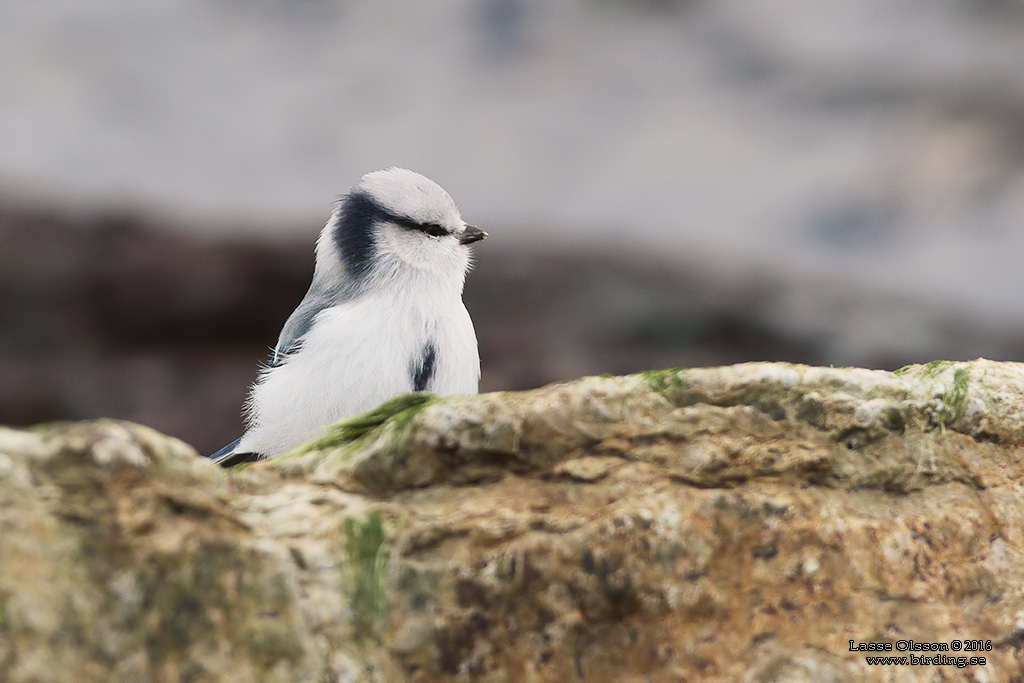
left=459, top=224, right=488, bottom=245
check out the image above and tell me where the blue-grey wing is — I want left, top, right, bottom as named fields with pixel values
left=270, top=291, right=337, bottom=367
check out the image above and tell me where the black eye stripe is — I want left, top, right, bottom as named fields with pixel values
left=382, top=210, right=450, bottom=237
left=340, top=192, right=453, bottom=248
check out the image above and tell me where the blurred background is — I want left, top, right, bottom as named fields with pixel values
left=2, top=0, right=1024, bottom=455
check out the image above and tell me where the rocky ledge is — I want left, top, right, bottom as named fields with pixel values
left=2, top=360, right=1024, bottom=682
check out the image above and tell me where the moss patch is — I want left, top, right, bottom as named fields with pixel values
left=283, top=393, right=437, bottom=460
left=641, top=368, right=686, bottom=395
left=639, top=368, right=694, bottom=408
left=938, top=367, right=971, bottom=429
left=894, top=360, right=958, bottom=377
left=343, top=511, right=388, bottom=639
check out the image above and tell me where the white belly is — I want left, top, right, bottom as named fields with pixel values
left=238, top=291, right=479, bottom=457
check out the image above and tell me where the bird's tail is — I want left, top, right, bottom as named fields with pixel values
left=208, top=438, right=260, bottom=467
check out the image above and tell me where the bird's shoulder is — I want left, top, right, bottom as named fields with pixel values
left=272, top=287, right=351, bottom=366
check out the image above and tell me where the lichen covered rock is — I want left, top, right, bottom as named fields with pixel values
left=2, top=360, right=1024, bottom=681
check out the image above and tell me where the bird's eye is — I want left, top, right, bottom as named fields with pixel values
left=421, top=223, right=448, bottom=238
left=386, top=212, right=450, bottom=238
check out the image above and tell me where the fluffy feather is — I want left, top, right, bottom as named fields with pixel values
left=213, top=168, right=485, bottom=461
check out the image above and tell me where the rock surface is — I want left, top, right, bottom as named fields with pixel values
left=3, top=360, right=1024, bottom=681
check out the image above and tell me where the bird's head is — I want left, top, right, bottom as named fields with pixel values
left=319, top=168, right=486, bottom=292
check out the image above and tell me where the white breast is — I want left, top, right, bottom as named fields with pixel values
left=238, top=286, right=479, bottom=457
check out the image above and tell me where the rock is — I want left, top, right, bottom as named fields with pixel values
left=2, top=360, right=1024, bottom=681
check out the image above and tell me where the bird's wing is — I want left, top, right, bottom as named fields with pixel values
left=271, top=289, right=341, bottom=367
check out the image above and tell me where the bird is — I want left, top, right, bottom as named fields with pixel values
left=210, top=168, right=487, bottom=466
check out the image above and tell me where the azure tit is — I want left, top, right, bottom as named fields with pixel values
left=211, top=168, right=487, bottom=465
